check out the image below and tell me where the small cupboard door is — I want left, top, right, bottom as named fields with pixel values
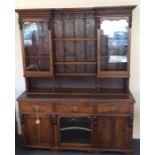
left=98, top=116, right=133, bottom=149
left=21, top=114, right=53, bottom=147
left=98, top=117, right=113, bottom=148
left=20, top=19, right=53, bottom=77
left=57, top=115, right=93, bottom=147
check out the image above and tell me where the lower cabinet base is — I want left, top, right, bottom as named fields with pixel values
left=52, top=148, right=133, bottom=154
left=22, top=145, right=133, bottom=154
left=18, top=96, right=134, bottom=155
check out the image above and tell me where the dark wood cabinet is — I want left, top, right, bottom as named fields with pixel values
left=16, top=5, right=136, bottom=154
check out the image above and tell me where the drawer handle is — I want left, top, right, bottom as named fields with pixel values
left=110, top=106, right=118, bottom=112
left=71, top=105, right=78, bottom=112
left=34, top=105, right=40, bottom=112
left=34, top=105, right=41, bottom=125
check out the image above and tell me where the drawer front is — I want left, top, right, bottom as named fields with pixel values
left=56, top=103, right=94, bottom=114
left=19, top=102, right=54, bottom=113
left=97, top=103, right=130, bottom=114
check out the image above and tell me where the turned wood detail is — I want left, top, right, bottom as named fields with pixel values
left=52, top=114, right=57, bottom=124
left=128, top=116, right=133, bottom=127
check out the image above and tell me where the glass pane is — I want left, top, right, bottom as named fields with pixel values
left=60, top=117, right=91, bottom=144
left=100, top=19, right=128, bottom=71
left=23, top=22, right=50, bottom=71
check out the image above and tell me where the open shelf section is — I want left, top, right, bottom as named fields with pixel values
left=27, top=88, right=129, bottom=95
left=55, top=73, right=96, bottom=76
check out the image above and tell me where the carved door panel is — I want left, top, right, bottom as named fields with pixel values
left=21, top=115, right=53, bottom=147
left=98, top=117, right=113, bottom=148
left=98, top=116, right=133, bottom=149
left=114, top=117, right=128, bottom=148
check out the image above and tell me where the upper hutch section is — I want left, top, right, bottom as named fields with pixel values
left=16, top=6, right=135, bottom=78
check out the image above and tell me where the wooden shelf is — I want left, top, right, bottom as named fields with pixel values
left=26, top=55, right=49, bottom=58
left=55, top=61, right=97, bottom=65
left=56, top=73, right=96, bottom=76
left=27, top=88, right=128, bottom=95
left=54, top=38, right=97, bottom=41
left=26, top=53, right=49, bottom=56
left=26, top=54, right=49, bottom=58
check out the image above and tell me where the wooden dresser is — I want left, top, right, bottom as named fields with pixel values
left=16, top=6, right=136, bottom=155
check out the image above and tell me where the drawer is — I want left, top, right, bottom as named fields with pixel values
left=56, top=103, right=94, bottom=114
left=97, top=103, right=130, bottom=114
left=19, top=102, right=54, bottom=113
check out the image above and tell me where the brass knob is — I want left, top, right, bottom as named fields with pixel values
left=110, top=106, right=118, bottom=112
left=71, top=105, right=78, bottom=112
left=34, top=105, right=40, bottom=112
left=35, top=118, right=41, bottom=125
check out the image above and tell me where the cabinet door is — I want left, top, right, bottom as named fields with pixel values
left=57, top=115, right=93, bottom=147
left=97, top=16, right=130, bottom=78
left=98, top=116, right=132, bottom=149
left=98, top=117, right=113, bottom=148
left=21, top=114, right=53, bottom=147
left=21, top=21, right=53, bottom=77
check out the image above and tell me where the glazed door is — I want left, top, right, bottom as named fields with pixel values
left=98, top=116, right=133, bottom=149
left=21, top=114, right=53, bottom=147
left=21, top=21, right=53, bottom=77
left=58, top=115, right=93, bottom=147
left=97, top=16, right=130, bottom=77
